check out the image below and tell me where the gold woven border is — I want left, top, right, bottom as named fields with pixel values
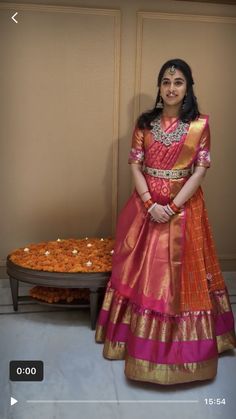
left=102, top=286, right=114, bottom=311
left=217, top=330, right=236, bottom=354
left=95, top=325, right=106, bottom=343
left=125, top=355, right=217, bottom=385
left=103, top=339, right=126, bottom=360
left=129, top=310, right=215, bottom=341
left=211, top=289, right=232, bottom=314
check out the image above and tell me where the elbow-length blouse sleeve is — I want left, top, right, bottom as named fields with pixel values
left=194, top=121, right=211, bottom=168
left=128, top=126, right=145, bottom=164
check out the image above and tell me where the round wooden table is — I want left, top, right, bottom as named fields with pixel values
left=7, top=256, right=110, bottom=329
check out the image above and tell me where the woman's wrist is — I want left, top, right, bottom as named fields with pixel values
left=169, top=200, right=181, bottom=213
left=140, top=190, right=151, bottom=202
left=143, top=196, right=181, bottom=214
left=164, top=205, right=175, bottom=216
left=143, top=198, right=154, bottom=210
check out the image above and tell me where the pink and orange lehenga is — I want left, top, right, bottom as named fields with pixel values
left=95, top=114, right=236, bottom=385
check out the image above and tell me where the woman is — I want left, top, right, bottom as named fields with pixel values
left=95, top=58, right=236, bottom=385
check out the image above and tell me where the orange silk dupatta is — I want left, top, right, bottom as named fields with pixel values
left=169, top=116, right=225, bottom=311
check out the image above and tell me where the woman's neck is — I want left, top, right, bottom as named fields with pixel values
left=162, top=104, right=181, bottom=118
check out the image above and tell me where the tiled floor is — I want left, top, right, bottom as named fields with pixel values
left=0, top=276, right=235, bottom=419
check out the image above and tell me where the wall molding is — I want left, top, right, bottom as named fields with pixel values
left=133, top=11, right=236, bottom=122
left=138, top=11, right=236, bottom=24
left=0, top=2, right=121, bottom=235
left=0, top=2, right=120, bottom=16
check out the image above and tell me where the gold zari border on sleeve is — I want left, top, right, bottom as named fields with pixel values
left=124, top=355, right=217, bottom=385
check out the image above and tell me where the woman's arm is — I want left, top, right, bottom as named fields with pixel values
left=130, top=163, right=151, bottom=202
left=130, top=163, right=170, bottom=222
left=173, top=166, right=207, bottom=208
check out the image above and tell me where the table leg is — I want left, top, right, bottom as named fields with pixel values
left=9, top=277, right=19, bottom=311
left=89, top=288, right=99, bottom=330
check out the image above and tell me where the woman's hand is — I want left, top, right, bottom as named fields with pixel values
left=149, top=204, right=171, bottom=223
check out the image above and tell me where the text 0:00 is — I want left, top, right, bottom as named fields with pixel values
left=16, top=367, right=37, bottom=375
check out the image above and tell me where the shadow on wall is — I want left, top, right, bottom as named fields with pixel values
left=111, top=92, right=154, bottom=220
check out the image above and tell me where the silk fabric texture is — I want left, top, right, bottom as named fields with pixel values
left=95, top=115, right=236, bottom=385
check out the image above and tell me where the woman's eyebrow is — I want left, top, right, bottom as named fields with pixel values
left=162, top=77, right=185, bottom=81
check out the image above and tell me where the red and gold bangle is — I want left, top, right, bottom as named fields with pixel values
left=144, top=198, right=154, bottom=210
left=169, top=201, right=181, bottom=213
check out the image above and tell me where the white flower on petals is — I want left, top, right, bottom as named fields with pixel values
left=100, top=238, right=104, bottom=241
left=24, top=247, right=29, bottom=252
left=72, top=249, right=78, bottom=255
left=57, top=238, right=61, bottom=242
left=87, top=243, right=92, bottom=247
left=110, top=250, right=114, bottom=254
left=86, top=260, right=92, bottom=267
left=45, top=251, right=50, bottom=256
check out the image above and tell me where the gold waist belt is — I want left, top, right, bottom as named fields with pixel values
left=143, top=165, right=192, bottom=179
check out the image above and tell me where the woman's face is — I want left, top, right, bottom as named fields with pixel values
left=160, top=68, right=187, bottom=108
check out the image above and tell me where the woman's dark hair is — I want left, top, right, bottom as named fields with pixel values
left=137, top=58, right=200, bottom=129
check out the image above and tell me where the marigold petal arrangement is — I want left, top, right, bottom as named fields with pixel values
left=29, top=286, right=90, bottom=304
left=9, top=238, right=114, bottom=273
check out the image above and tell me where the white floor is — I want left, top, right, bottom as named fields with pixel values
left=0, top=276, right=236, bottom=419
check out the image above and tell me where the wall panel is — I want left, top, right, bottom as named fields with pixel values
left=0, top=4, right=120, bottom=264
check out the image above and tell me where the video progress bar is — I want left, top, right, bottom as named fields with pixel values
left=27, top=399, right=199, bottom=404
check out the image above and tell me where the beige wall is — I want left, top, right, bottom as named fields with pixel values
left=0, top=0, right=236, bottom=275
